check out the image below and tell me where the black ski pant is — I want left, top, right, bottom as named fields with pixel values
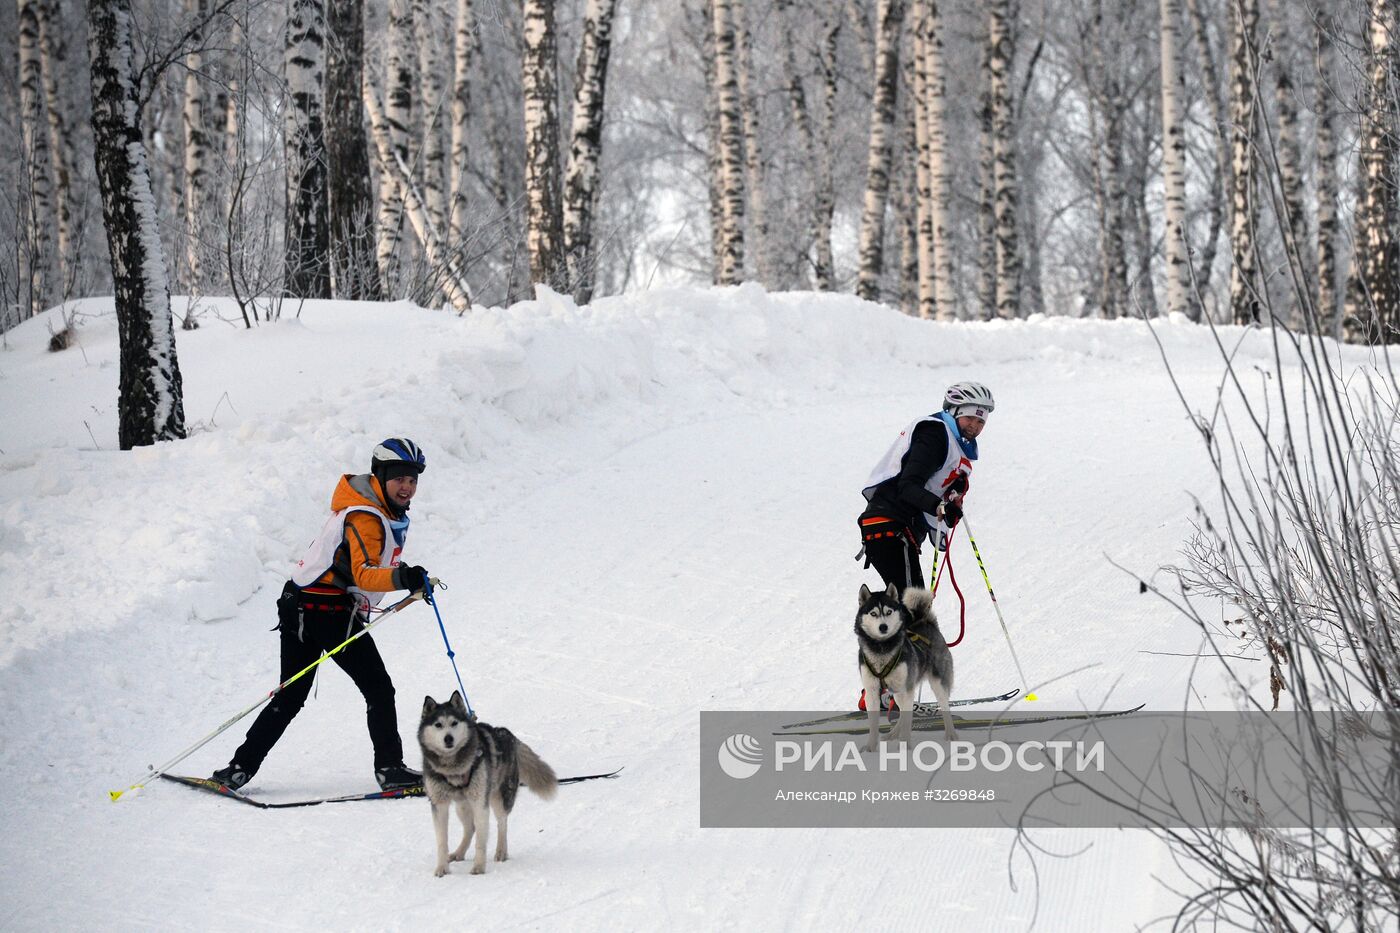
left=233, top=582, right=403, bottom=773
left=859, top=516, right=926, bottom=592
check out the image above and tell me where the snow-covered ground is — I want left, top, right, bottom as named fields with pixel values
left=0, top=286, right=1372, bottom=930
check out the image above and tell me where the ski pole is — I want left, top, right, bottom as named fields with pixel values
left=109, top=583, right=436, bottom=802
left=959, top=518, right=1031, bottom=693
left=419, top=571, right=474, bottom=718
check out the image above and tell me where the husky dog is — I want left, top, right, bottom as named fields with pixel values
left=418, top=691, right=558, bottom=877
left=855, top=583, right=956, bottom=750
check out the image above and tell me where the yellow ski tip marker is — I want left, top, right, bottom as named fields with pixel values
left=1025, top=693, right=1039, bottom=702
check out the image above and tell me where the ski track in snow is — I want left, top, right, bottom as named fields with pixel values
left=0, top=286, right=1374, bottom=930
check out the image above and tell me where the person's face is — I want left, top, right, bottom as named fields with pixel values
left=956, top=415, right=986, bottom=438
left=385, top=473, right=418, bottom=508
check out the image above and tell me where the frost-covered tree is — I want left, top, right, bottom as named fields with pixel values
left=522, top=0, right=565, bottom=289
left=855, top=0, right=904, bottom=302
left=1159, top=0, right=1192, bottom=319
left=88, top=0, right=187, bottom=448
left=326, top=0, right=381, bottom=299
left=562, top=0, right=618, bottom=303
left=448, top=0, right=475, bottom=245
left=1228, top=0, right=1259, bottom=326
left=710, top=0, right=746, bottom=285
left=376, top=0, right=415, bottom=290
left=1313, top=9, right=1340, bottom=333
left=284, top=0, right=330, bottom=298
left=36, top=0, right=77, bottom=297
left=988, top=0, right=1020, bottom=319
left=18, top=0, right=55, bottom=317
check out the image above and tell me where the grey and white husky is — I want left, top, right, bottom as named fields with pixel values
left=855, top=583, right=956, bottom=750
left=418, top=691, right=558, bottom=877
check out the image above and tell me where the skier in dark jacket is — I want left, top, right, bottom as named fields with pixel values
left=858, top=381, right=993, bottom=592
left=211, top=438, right=432, bottom=793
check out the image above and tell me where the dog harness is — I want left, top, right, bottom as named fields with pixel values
left=860, top=631, right=934, bottom=692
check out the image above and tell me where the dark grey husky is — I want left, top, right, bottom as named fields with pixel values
left=418, top=691, right=558, bottom=877
left=855, top=583, right=956, bottom=750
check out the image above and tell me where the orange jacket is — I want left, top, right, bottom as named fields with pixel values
left=306, top=474, right=408, bottom=594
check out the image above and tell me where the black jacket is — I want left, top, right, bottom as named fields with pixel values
left=862, top=418, right=954, bottom=541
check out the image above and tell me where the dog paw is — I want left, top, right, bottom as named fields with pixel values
left=470, top=863, right=486, bottom=875
left=434, top=864, right=450, bottom=878
left=494, top=852, right=508, bottom=863
left=449, top=851, right=465, bottom=863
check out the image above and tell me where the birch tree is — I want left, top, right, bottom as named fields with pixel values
left=1186, top=0, right=1228, bottom=311
left=285, top=0, right=331, bottom=298
left=522, top=0, right=565, bottom=288
left=18, top=0, right=55, bottom=317
left=1314, top=10, right=1340, bottom=332
left=989, top=0, right=1021, bottom=319
left=736, top=10, right=772, bottom=285
left=1344, top=0, right=1400, bottom=342
left=326, top=0, right=381, bottom=299
left=88, top=0, right=187, bottom=448
left=923, top=0, right=955, bottom=320
left=37, top=0, right=77, bottom=296
left=710, top=0, right=746, bottom=285
left=562, top=0, right=618, bottom=304
left=813, top=13, right=840, bottom=290
left=182, top=0, right=212, bottom=297
left=448, top=0, right=475, bottom=245
left=1266, top=0, right=1309, bottom=319
left=855, top=0, right=905, bottom=302
left=1228, top=0, right=1260, bottom=326
left=911, top=3, right=935, bottom=319
left=376, top=0, right=415, bottom=289
left=416, top=0, right=449, bottom=243
left=777, top=0, right=816, bottom=288
left=977, top=39, right=996, bottom=319
left=1159, top=0, right=1192, bottom=319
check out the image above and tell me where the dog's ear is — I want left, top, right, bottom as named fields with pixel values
left=884, top=582, right=899, bottom=601
left=859, top=583, right=872, bottom=605
left=423, top=695, right=437, bottom=714
left=449, top=690, right=467, bottom=715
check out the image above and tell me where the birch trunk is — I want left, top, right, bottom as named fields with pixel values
left=813, top=14, right=839, bottom=290
left=911, top=3, right=935, bottom=319
left=977, top=39, right=995, bottom=319
left=18, top=0, right=54, bottom=316
left=1228, top=0, right=1260, bottom=326
left=326, top=0, right=381, bottom=299
left=285, top=0, right=331, bottom=298
left=522, top=0, right=565, bottom=289
left=1314, top=11, right=1340, bottom=333
left=37, top=0, right=75, bottom=296
left=415, top=0, right=448, bottom=245
left=703, top=2, right=723, bottom=280
left=1343, top=0, right=1400, bottom=342
left=1186, top=0, right=1227, bottom=316
left=710, top=0, right=746, bottom=285
left=778, top=0, right=816, bottom=288
left=182, top=0, right=211, bottom=294
left=376, top=0, right=415, bottom=290
left=736, top=12, right=772, bottom=285
left=562, top=0, right=618, bottom=303
left=365, top=80, right=475, bottom=310
left=1159, top=0, right=1192, bottom=319
left=1267, top=0, right=1310, bottom=323
left=989, top=0, right=1020, bottom=318
left=924, top=0, right=955, bottom=320
left=88, top=0, right=187, bottom=448
left=855, top=0, right=905, bottom=302
left=448, top=0, right=474, bottom=244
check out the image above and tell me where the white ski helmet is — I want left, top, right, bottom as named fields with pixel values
left=943, top=382, right=994, bottom=420
left=371, top=437, right=426, bottom=484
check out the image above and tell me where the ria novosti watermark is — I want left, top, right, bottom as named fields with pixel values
left=700, top=710, right=1398, bottom=829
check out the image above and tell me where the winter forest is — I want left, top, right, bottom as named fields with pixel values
left=1, top=0, right=1398, bottom=447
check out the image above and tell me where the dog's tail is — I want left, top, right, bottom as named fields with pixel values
left=901, top=586, right=934, bottom=618
left=518, top=741, right=558, bottom=800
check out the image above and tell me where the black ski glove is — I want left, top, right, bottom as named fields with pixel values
left=945, top=472, right=969, bottom=497
left=939, top=500, right=963, bottom=526
left=397, top=565, right=430, bottom=593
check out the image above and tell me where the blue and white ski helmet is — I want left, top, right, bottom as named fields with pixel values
left=371, top=438, right=426, bottom=483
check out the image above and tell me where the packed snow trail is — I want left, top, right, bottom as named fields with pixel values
left=0, top=285, right=1355, bottom=930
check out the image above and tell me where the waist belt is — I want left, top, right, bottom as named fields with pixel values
left=860, top=515, right=917, bottom=548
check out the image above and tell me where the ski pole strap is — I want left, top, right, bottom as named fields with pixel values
left=422, top=575, right=473, bottom=718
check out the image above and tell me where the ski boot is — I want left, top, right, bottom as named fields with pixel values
left=211, top=762, right=253, bottom=791
left=375, top=762, right=422, bottom=791
left=857, top=687, right=899, bottom=721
